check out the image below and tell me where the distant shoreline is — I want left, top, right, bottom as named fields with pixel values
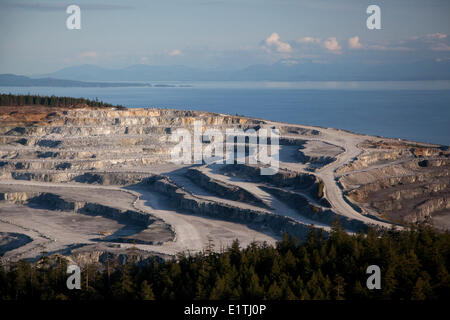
left=0, top=74, right=193, bottom=88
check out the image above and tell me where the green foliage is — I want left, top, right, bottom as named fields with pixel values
left=0, top=93, right=125, bottom=109
left=0, top=225, right=449, bottom=300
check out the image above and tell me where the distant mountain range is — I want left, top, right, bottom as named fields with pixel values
left=0, top=74, right=151, bottom=87
left=35, top=59, right=450, bottom=82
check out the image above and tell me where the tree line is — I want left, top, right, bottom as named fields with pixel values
left=0, top=224, right=449, bottom=300
left=0, top=93, right=125, bottom=109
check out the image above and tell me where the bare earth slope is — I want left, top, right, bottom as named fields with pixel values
left=0, top=105, right=448, bottom=263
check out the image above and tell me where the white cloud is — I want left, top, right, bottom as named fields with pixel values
left=426, top=33, right=447, bottom=40
left=323, top=37, right=341, bottom=53
left=348, top=36, right=363, bottom=49
left=265, top=32, right=292, bottom=53
left=280, top=59, right=299, bottom=66
left=367, top=44, right=413, bottom=52
left=431, top=43, right=450, bottom=51
left=168, top=49, right=182, bottom=56
left=77, top=51, right=99, bottom=59
left=297, top=36, right=321, bottom=44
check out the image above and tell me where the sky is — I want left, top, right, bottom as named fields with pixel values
left=1, top=0, right=450, bottom=74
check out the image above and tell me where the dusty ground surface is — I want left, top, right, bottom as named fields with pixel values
left=0, top=105, right=448, bottom=263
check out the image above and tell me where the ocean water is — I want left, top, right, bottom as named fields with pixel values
left=1, top=81, right=450, bottom=146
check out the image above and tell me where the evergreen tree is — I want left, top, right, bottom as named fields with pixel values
left=140, top=280, right=155, bottom=300
left=0, top=225, right=449, bottom=300
left=266, top=281, right=283, bottom=300
left=333, top=275, right=346, bottom=300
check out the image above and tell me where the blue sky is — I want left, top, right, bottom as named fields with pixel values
left=1, top=0, right=450, bottom=74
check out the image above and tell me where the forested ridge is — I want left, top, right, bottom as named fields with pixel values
left=0, top=93, right=125, bottom=109
left=1, top=224, right=449, bottom=300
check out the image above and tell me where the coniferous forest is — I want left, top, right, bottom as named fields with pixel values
left=0, top=93, right=125, bottom=109
left=1, top=224, right=449, bottom=300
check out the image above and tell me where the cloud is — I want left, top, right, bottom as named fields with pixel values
left=366, top=45, right=412, bottom=52
left=280, top=59, right=299, bottom=66
left=431, top=43, right=450, bottom=51
left=78, top=51, right=99, bottom=59
left=140, top=57, right=150, bottom=64
left=426, top=33, right=447, bottom=40
left=403, top=33, right=450, bottom=52
left=1, top=1, right=133, bottom=11
left=422, top=33, right=450, bottom=51
left=297, top=37, right=321, bottom=44
left=348, top=36, right=363, bottom=49
left=168, top=49, right=183, bottom=56
left=323, top=37, right=341, bottom=53
left=265, top=33, right=292, bottom=53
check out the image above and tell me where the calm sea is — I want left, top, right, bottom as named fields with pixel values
left=1, top=81, right=450, bottom=145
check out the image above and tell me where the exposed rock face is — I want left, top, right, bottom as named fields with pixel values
left=146, top=175, right=323, bottom=241
left=0, top=191, right=174, bottom=245
left=0, top=106, right=265, bottom=176
left=340, top=141, right=450, bottom=227
left=259, top=186, right=367, bottom=232
left=0, top=104, right=448, bottom=263
left=185, top=168, right=269, bottom=208
left=0, top=232, right=32, bottom=256
left=61, top=245, right=168, bottom=267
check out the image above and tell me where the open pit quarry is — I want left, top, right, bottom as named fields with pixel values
left=0, top=104, right=449, bottom=265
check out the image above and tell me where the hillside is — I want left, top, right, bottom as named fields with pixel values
left=0, top=74, right=150, bottom=87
